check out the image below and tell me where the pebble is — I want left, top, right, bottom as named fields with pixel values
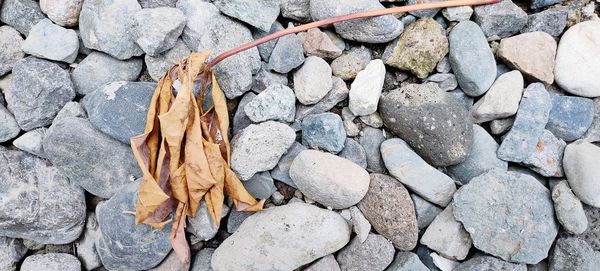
left=243, top=171, right=277, bottom=200
left=231, top=121, right=296, bottom=180
left=421, top=205, right=472, bottom=260
left=43, top=117, right=141, bottom=198
left=563, top=140, right=600, bottom=208
left=190, top=248, right=214, bottom=271
left=521, top=130, right=566, bottom=177
left=0, top=237, right=26, bottom=271
left=214, top=0, right=280, bottom=32
left=294, top=56, right=332, bottom=105
left=521, top=8, right=568, bottom=37
left=83, top=81, right=155, bottom=144
left=453, top=256, right=526, bottom=271
left=473, top=0, right=528, bottom=38
left=554, top=21, right=600, bottom=98
left=12, top=127, right=46, bottom=158
left=131, top=7, right=186, bottom=56
left=251, top=63, right=288, bottom=93
left=471, top=70, right=524, bottom=123
left=281, top=0, right=310, bottom=22
left=0, top=104, right=20, bottom=143
left=448, top=125, right=508, bottom=184
left=267, top=28, right=305, bottom=73
left=357, top=173, right=418, bottom=250
left=430, top=252, right=459, bottom=271
left=270, top=141, right=306, bottom=188
left=79, top=0, right=143, bottom=60
left=546, top=94, right=595, bottom=142
left=583, top=98, right=600, bottom=142
left=411, top=193, right=443, bottom=229
left=148, top=250, right=190, bottom=271
left=295, top=76, right=349, bottom=119
left=232, top=92, right=256, bottom=134
left=7, top=57, right=75, bottom=131
left=211, top=202, right=351, bottom=270
left=95, top=180, right=171, bottom=270
left=453, top=169, right=559, bottom=264
left=21, top=254, right=81, bottom=271
left=336, top=234, right=395, bottom=271
left=244, top=84, right=295, bottom=123
left=22, top=19, right=78, bottom=63
left=39, top=0, right=83, bottom=27
left=0, top=26, right=24, bottom=76
left=349, top=59, right=385, bottom=116
left=448, top=21, right=497, bottom=96
left=436, top=56, right=451, bottom=73
left=360, top=112, right=384, bottom=128
left=497, top=83, right=552, bottom=163
left=497, top=32, right=556, bottom=84
left=358, top=128, right=386, bottom=173
left=344, top=120, right=360, bottom=137
left=552, top=181, right=588, bottom=235
left=379, top=83, right=473, bottom=167
left=75, top=213, right=102, bottom=271
left=387, top=252, right=429, bottom=271
left=71, top=51, right=143, bottom=96
left=290, top=150, right=369, bottom=209
left=145, top=39, right=191, bottom=81
left=303, top=28, right=343, bottom=60
left=0, top=0, right=46, bottom=35
left=382, top=18, right=448, bottom=78
left=301, top=112, right=346, bottom=153
left=331, top=46, right=372, bottom=80
left=304, top=255, right=341, bottom=271
left=339, top=138, right=368, bottom=169
left=176, top=0, right=219, bottom=49
left=549, top=238, right=597, bottom=271
left=442, top=6, right=473, bottom=21
left=187, top=201, right=229, bottom=241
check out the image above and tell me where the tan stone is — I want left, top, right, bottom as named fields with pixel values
left=498, top=31, right=556, bottom=84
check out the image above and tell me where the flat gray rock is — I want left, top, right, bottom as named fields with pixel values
left=453, top=256, right=526, bottom=271
left=232, top=92, right=256, bottom=134
left=75, top=213, right=102, bottom=271
left=358, top=127, right=386, bottom=173
left=268, top=29, right=305, bottom=73
left=226, top=209, right=253, bottom=234
left=453, top=169, right=559, bottom=264
left=420, top=205, right=472, bottom=260
left=71, top=51, right=143, bottom=96
left=583, top=98, right=600, bottom=142
left=471, top=70, right=524, bottom=123
left=252, top=21, right=283, bottom=62
left=270, top=141, right=306, bottom=188
left=190, top=248, right=215, bottom=271
left=546, top=94, right=595, bottom=142
left=54, top=101, right=86, bottom=121
left=186, top=201, right=229, bottom=241
left=336, top=233, right=395, bottom=271
left=549, top=238, right=597, bottom=271
left=145, top=39, right=190, bottom=82
left=0, top=26, right=25, bottom=76
left=0, top=0, right=46, bottom=35
left=563, top=140, right=600, bottom=208
left=131, top=7, right=186, bottom=56
left=301, top=112, right=346, bottom=153
left=244, top=84, right=295, bottom=123
left=521, top=7, right=567, bottom=37
left=214, top=0, right=280, bottom=32
left=243, top=171, right=277, bottom=200
left=0, top=104, right=20, bottom=143
left=521, top=129, right=566, bottom=177
left=552, top=181, right=588, bottom=235
left=251, top=62, right=288, bottom=93
left=22, top=19, right=78, bottom=63
left=43, top=117, right=141, bottom=198
left=411, top=194, right=442, bottom=230
left=473, top=0, right=527, bottom=38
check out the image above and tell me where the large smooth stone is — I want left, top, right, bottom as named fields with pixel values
left=563, top=140, right=600, bottom=208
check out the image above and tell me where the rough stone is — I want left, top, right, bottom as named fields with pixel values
left=0, top=104, right=19, bottom=143
left=563, top=140, right=600, bottom=208
left=214, top=0, right=279, bottom=32
left=176, top=0, right=218, bottom=49
left=138, top=0, right=177, bottom=8
left=295, top=76, right=349, bottom=120
left=331, top=46, right=372, bottom=80
left=497, top=32, right=557, bottom=85
left=490, top=118, right=514, bottom=135
left=549, top=238, right=596, bottom=271
left=349, top=59, right=385, bottom=116
left=473, top=0, right=528, bottom=39
left=303, top=28, right=343, bottom=60
left=0, top=26, right=24, bottom=76
left=131, top=7, right=186, bottom=56
left=293, top=56, right=332, bottom=105
left=145, top=39, right=191, bottom=81
left=12, top=127, right=46, bottom=158
left=304, top=255, right=341, bottom=271
left=244, top=84, right=295, bottom=123
left=336, top=234, right=395, bottom=271
left=22, top=19, right=78, bottom=63
left=72, top=52, right=143, bottom=96
left=149, top=250, right=190, bottom=271
left=530, top=0, right=561, bottom=9
left=54, top=101, right=86, bottom=121
left=302, top=112, right=345, bottom=152
left=281, top=0, right=310, bottom=22
left=520, top=130, right=566, bottom=177
left=0, top=0, right=46, bottom=35
left=251, top=63, right=288, bottom=93
left=270, top=141, right=306, bottom=188
left=411, top=193, right=442, bottom=230
left=471, top=70, right=524, bottom=123
left=521, top=8, right=568, bottom=37
left=75, top=213, right=102, bottom=271
left=21, top=254, right=81, bottom=271
left=243, top=171, right=277, bottom=200
left=552, top=181, right=588, bottom=235
left=0, top=237, right=26, bottom=271
left=421, top=205, right=472, bottom=261
left=267, top=27, right=304, bottom=73
left=453, top=256, right=526, bottom=271
left=339, top=138, right=367, bottom=169
left=386, top=252, right=429, bottom=271
left=577, top=205, right=600, bottom=250
left=442, top=6, right=473, bottom=21
left=190, top=248, right=214, bottom=271
left=358, top=127, right=386, bottom=173
left=187, top=201, right=229, bottom=241
left=546, top=95, right=595, bottom=142
left=39, top=0, right=83, bottom=26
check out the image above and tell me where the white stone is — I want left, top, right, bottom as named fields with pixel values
left=293, top=56, right=332, bottom=105
left=431, top=253, right=460, bottom=271
left=349, top=59, right=385, bottom=116
left=21, top=19, right=79, bottom=63
left=471, top=70, right=524, bottom=123
left=420, top=205, right=472, bottom=260
left=563, top=140, right=600, bottom=207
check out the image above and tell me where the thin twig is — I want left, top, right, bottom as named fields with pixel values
left=206, top=0, right=500, bottom=70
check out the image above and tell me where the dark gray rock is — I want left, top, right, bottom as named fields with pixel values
left=22, top=19, right=78, bottom=63
left=145, top=39, right=190, bottom=82
left=453, top=169, right=559, bottom=264
left=71, top=52, right=143, bottom=96
left=54, top=101, right=86, bottom=121
left=577, top=204, right=600, bottom=250
left=267, top=29, right=305, bottom=73
left=448, top=21, right=496, bottom=96
left=43, top=117, right=141, bottom=198
left=379, top=83, right=473, bottom=167
left=521, top=8, right=568, bottom=37
left=226, top=209, right=254, bottom=234
left=497, top=83, right=551, bottom=163
left=83, top=81, right=156, bottom=144
left=546, top=94, right=595, bottom=142
left=0, top=26, right=25, bottom=76
left=0, top=146, right=86, bottom=244
left=358, top=127, right=386, bottom=173
left=453, top=256, right=526, bottom=271
left=190, top=248, right=214, bottom=271
left=244, top=83, right=295, bottom=123
left=243, top=171, right=277, bottom=200
left=336, top=234, right=395, bottom=271
left=0, top=237, right=26, bottom=271
left=549, top=238, right=596, bottom=271
left=21, top=253, right=81, bottom=271
left=232, top=92, right=256, bottom=134
left=339, top=138, right=367, bottom=169
left=270, top=141, right=307, bottom=188
left=386, top=252, right=429, bottom=271
left=521, top=130, right=566, bottom=177
left=310, top=0, right=403, bottom=43
left=214, top=0, right=279, bottom=32
left=295, top=76, right=349, bottom=120
left=416, top=245, right=440, bottom=271
left=138, top=0, right=177, bottom=8
left=252, top=21, right=283, bottom=62
left=0, top=104, right=20, bottom=142
left=473, top=0, right=527, bottom=39
left=131, top=7, right=186, bottom=56
left=7, top=57, right=75, bottom=131
left=95, top=180, right=171, bottom=270
left=302, top=112, right=346, bottom=153
left=0, top=0, right=46, bottom=35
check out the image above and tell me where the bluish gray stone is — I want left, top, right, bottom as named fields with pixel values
left=522, top=130, right=566, bottom=177
left=0, top=104, right=20, bottom=143
left=145, top=39, right=191, bottom=81
left=411, top=193, right=442, bottom=230
left=214, top=0, right=279, bottom=32
left=521, top=8, right=568, bottom=37
left=22, top=19, right=79, bottom=63
left=0, top=26, right=25, bottom=76
left=358, top=127, right=386, bottom=173
left=270, top=141, right=307, bottom=188
left=453, top=169, right=559, bottom=264
left=267, top=29, right=305, bottom=73
left=386, top=252, right=429, bottom=271
left=295, top=76, right=349, bottom=120
left=83, top=81, right=156, bottom=144
left=497, top=83, right=551, bottom=163
left=226, top=209, right=254, bottom=234
left=252, top=62, right=288, bottom=93
left=233, top=92, right=256, bottom=134
left=243, top=171, right=277, bottom=200
left=244, top=84, right=296, bottom=123
left=71, top=52, right=143, bottom=96
left=21, top=254, right=81, bottom=271
left=302, top=112, right=346, bottom=153
left=448, top=124, right=507, bottom=184
left=12, top=127, right=46, bottom=158
left=339, top=138, right=367, bottom=169
left=95, top=180, right=171, bottom=270
left=583, top=98, right=600, bottom=142
left=453, top=256, right=526, bottom=271
left=549, top=238, right=596, bottom=271
left=448, top=21, right=496, bottom=96
left=473, top=0, right=527, bottom=38
left=0, top=146, right=86, bottom=244
left=190, top=248, right=215, bottom=271
left=131, top=7, right=186, bottom=56
left=0, top=0, right=46, bottom=35
left=43, top=117, right=141, bottom=198
left=252, top=22, right=284, bottom=62
left=546, top=94, right=595, bottom=142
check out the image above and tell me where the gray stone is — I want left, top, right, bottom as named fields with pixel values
left=473, top=0, right=527, bottom=39
left=39, top=0, right=83, bottom=26
left=21, top=253, right=81, bottom=271
left=0, top=26, right=24, bottom=76
left=295, top=76, right=349, bottom=119
left=379, top=83, right=473, bottom=167
left=244, top=84, right=295, bottom=123
left=301, top=112, right=346, bottom=153
left=497, top=32, right=557, bottom=85
left=577, top=205, right=600, bottom=250
left=294, top=56, right=332, bottom=105
left=75, top=213, right=102, bottom=271
left=281, top=0, right=310, bottom=22
left=552, top=181, right=588, bottom=235
left=0, top=104, right=19, bottom=143
left=22, top=19, right=78, bottom=63
left=43, top=117, right=141, bottom=198
left=583, top=98, right=600, bottom=142
left=358, top=127, right=386, bottom=173
left=0, top=0, right=46, bottom=35
left=424, top=73, right=458, bottom=92
left=270, top=141, right=306, bottom=188
left=131, top=7, right=186, bottom=56
left=448, top=21, right=496, bottom=96
left=231, top=121, right=296, bottom=180
left=0, top=237, right=26, bottom=271
left=187, top=201, right=229, bottom=241
left=266, top=30, right=305, bottom=74
left=411, top=193, right=442, bottom=230
left=357, top=174, right=418, bottom=250
left=336, top=234, right=395, bottom=271
left=405, top=0, right=443, bottom=17
left=521, top=8, right=568, bottom=37
left=360, top=112, right=383, bottom=128
left=72, top=51, right=143, bottom=96
left=83, top=81, right=156, bottom=144
left=564, top=140, right=600, bottom=208
left=436, top=56, right=451, bottom=73
left=95, top=180, right=171, bottom=270
left=349, top=206, right=370, bottom=242
left=214, top=0, right=279, bottom=32
left=554, top=21, right=600, bottom=98
left=176, top=0, right=218, bottom=49
left=139, top=0, right=177, bottom=8
left=243, top=171, right=277, bottom=200
left=415, top=245, right=441, bottom=271
left=148, top=250, right=190, bottom=271
left=490, top=118, right=514, bottom=135
left=471, top=70, right=524, bottom=123
left=7, top=57, right=75, bottom=130
left=339, top=138, right=367, bottom=169
left=190, top=248, right=214, bottom=271
left=442, top=6, right=473, bottom=21
left=331, top=46, right=372, bottom=80
left=0, top=147, right=86, bottom=244
left=232, top=92, right=256, bottom=134
left=386, top=252, right=428, bottom=271
left=497, top=83, right=551, bottom=162
left=305, top=255, right=341, bottom=271
left=226, top=209, right=253, bottom=234
left=453, top=169, right=559, bottom=264
left=303, top=28, right=343, bottom=60
left=12, top=127, right=46, bottom=158
left=145, top=39, right=191, bottom=81
left=349, top=59, right=385, bottom=116
left=211, top=202, right=351, bottom=270
left=522, top=130, right=566, bottom=177
left=530, top=0, right=562, bottom=9
left=453, top=256, right=526, bottom=271
left=546, top=95, right=595, bottom=142
left=54, top=101, right=86, bottom=121
left=310, top=0, right=403, bottom=43
left=252, top=62, right=288, bottom=93
left=290, top=150, right=370, bottom=209
left=549, top=238, right=596, bottom=271
left=448, top=125, right=508, bottom=184
left=421, top=205, right=472, bottom=260
left=79, top=0, right=143, bottom=60
left=251, top=21, right=282, bottom=62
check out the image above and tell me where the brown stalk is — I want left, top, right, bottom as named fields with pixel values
left=206, top=0, right=501, bottom=70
